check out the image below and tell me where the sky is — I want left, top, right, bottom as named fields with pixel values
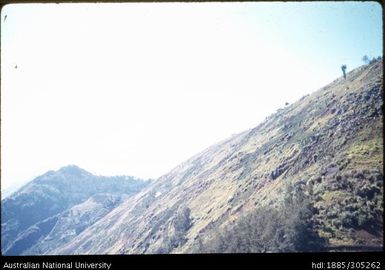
left=1, top=2, right=383, bottom=190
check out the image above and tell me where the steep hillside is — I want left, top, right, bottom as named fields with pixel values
left=1, top=165, right=149, bottom=255
left=6, top=60, right=383, bottom=255
left=51, top=60, right=383, bottom=254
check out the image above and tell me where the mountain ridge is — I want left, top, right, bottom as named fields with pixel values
left=1, top=166, right=150, bottom=255
left=2, top=60, right=383, bottom=254
left=50, top=60, right=383, bottom=254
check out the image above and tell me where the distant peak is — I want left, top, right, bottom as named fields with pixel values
left=58, top=165, right=90, bottom=175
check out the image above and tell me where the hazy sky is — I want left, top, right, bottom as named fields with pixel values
left=1, top=2, right=382, bottom=190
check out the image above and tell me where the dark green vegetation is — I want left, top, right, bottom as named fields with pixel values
left=157, top=206, right=193, bottom=253
left=194, top=184, right=325, bottom=253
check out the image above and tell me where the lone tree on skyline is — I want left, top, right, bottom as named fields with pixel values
left=362, top=55, right=370, bottom=64
left=341, top=65, right=347, bottom=79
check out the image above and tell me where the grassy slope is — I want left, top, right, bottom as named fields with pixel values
left=53, top=61, right=383, bottom=254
